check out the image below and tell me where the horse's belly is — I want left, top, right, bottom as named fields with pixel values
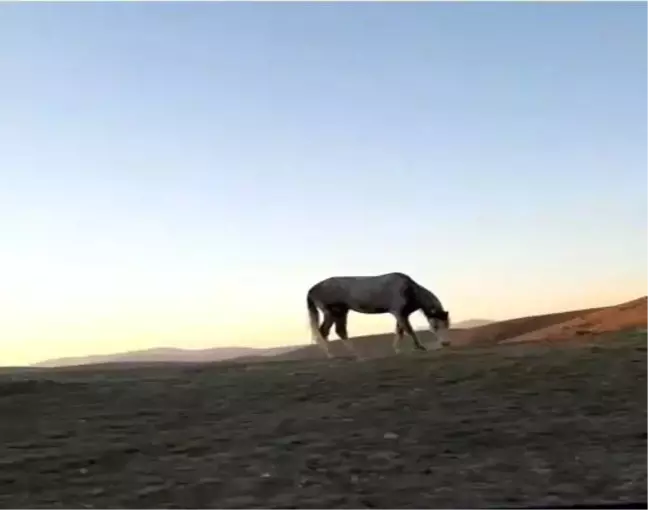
left=350, top=305, right=389, bottom=314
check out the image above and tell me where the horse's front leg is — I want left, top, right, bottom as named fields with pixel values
left=396, top=314, right=427, bottom=352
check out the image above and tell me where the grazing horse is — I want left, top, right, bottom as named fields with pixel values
left=306, top=272, right=451, bottom=359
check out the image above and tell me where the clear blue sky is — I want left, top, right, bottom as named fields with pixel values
left=1, top=2, right=646, bottom=365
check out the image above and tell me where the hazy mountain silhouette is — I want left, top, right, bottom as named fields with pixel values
left=32, top=346, right=299, bottom=368
left=31, top=319, right=495, bottom=368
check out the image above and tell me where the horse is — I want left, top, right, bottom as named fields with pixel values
left=306, top=272, right=451, bottom=359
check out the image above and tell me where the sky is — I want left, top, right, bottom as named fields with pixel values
left=0, top=2, right=646, bottom=366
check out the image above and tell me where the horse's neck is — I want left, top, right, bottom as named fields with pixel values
left=415, top=284, right=442, bottom=313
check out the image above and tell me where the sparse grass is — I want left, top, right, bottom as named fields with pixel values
left=0, top=332, right=645, bottom=508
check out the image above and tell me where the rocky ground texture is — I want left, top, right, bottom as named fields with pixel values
left=0, top=331, right=645, bottom=508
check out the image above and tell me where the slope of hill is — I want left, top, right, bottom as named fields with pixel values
left=503, top=296, right=647, bottom=344
left=33, top=346, right=299, bottom=368
left=453, top=318, right=494, bottom=329
left=1, top=331, right=645, bottom=508
left=270, top=297, right=646, bottom=361
left=448, top=307, right=606, bottom=347
left=28, top=298, right=645, bottom=368
left=31, top=319, right=494, bottom=368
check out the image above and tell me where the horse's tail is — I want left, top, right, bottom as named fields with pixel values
left=306, top=294, right=321, bottom=344
left=307, top=295, right=332, bottom=357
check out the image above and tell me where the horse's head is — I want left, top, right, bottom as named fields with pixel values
left=427, top=309, right=451, bottom=347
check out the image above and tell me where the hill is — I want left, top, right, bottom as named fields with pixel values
left=453, top=318, right=494, bottom=329
left=269, top=296, right=646, bottom=361
left=264, top=308, right=604, bottom=361
left=33, top=346, right=298, bottom=368
left=31, top=319, right=494, bottom=368
left=503, top=296, right=647, bottom=344
left=28, top=297, right=645, bottom=368
left=2, top=297, right=645, bottom=507
left=0, top=330, right=644, bottom=508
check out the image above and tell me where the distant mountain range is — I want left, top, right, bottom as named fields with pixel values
left=31, top=346, right=299, bottom=368
left=453, top=319, right=494, bottom=329
left=31, top=319, right=494, bottom=368
left=22, top=296, right=648, bottom=368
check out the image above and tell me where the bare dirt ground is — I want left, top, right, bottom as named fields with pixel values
left=503, top=297, right=648, bottom=345
left=1, top=330, right=646, bottom=509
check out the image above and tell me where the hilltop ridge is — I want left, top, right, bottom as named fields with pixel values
left=30, top=318, right=494, bottom=368
left=29, top=297, right=645, bottom=368
left=265, top=296, right=647, bottom=361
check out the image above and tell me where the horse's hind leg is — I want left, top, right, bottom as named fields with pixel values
left=319, top=313, right=334, bottom=340
left=316, top=312, right=335, bottom=358
left=396, top=314, right=427, bottom=351
left=392, top=323, right=405, bottom=353
left=334, top=312, right=363, bottom=361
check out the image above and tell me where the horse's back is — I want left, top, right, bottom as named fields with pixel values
left=307, top=272, right=418, bottom=313
left=379, top=272, right=415, bottom=283
left=308, top=272, right=415, bottom=297
left=312, top=271, right=411, bottom=285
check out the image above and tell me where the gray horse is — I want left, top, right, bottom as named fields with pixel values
left=306, top=272, right=451, bottom=358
